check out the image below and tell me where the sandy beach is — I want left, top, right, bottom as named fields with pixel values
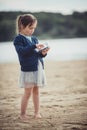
left=0, top=60, right=87, bottom=130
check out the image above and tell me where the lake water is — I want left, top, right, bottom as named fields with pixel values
left=0, top=38, right=87, bottom=63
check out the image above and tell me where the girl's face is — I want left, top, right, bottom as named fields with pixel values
left=22, top=21, right=37, bottom=36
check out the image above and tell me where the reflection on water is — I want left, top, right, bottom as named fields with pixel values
left=0, top=38, right=87, bottom=63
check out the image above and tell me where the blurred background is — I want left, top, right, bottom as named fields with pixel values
left=0, top=1, right=87, bottom=129
left=0, top=0, right=87, bottom=62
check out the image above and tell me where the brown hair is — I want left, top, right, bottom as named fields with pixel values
left=16, top=14, right=37, bottom=33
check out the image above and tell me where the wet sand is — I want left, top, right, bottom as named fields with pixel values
left=0, top=60, right=87, bottom=130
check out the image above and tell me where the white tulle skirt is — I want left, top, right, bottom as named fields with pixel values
left=19, top=60, right=46, bottom=88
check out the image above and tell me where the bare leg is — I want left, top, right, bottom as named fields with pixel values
left=20, top=86, right=33, bottom=120
left=32, top=86, right=41, bottom=118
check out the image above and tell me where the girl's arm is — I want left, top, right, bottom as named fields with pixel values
left=14, top=36, right=36, bottom=56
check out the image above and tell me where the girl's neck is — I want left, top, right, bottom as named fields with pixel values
left=19, top=33, right=31, bottom=38
left=19, top=30, right=30, bottom=37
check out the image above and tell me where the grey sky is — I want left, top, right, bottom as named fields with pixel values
left=0, top=0, right=87, bottom=14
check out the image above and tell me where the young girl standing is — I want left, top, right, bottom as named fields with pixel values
left=13, top=14, right=50, bottom=120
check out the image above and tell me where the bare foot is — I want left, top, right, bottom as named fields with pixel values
left=19, top=115, right=29, bottom=121
left=34, top=113, right=42, bottom=119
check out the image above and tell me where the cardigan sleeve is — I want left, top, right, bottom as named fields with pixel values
left=14, top=36, right=36, bottom=56
left=38, top=51, right=47, bottom=58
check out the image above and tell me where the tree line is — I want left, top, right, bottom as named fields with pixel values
left=0, top=11, right=87, bottom=42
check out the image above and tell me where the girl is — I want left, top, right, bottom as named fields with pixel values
left=13, top=14, right=50, bottom=121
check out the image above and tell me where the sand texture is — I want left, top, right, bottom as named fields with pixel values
left=0, top=60, right=87, bottom=130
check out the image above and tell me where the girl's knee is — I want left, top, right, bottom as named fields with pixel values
left=24, top=88, right=33, bottom=99
left=33, top=87, right=39, bottom=95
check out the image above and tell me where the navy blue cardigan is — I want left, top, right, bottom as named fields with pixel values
left=13, top=34, right=46, bottom=71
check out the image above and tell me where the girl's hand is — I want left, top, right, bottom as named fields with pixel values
left=41, top=48, right=50, bottom=55
left=36, top=44, right=44, bottom=50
